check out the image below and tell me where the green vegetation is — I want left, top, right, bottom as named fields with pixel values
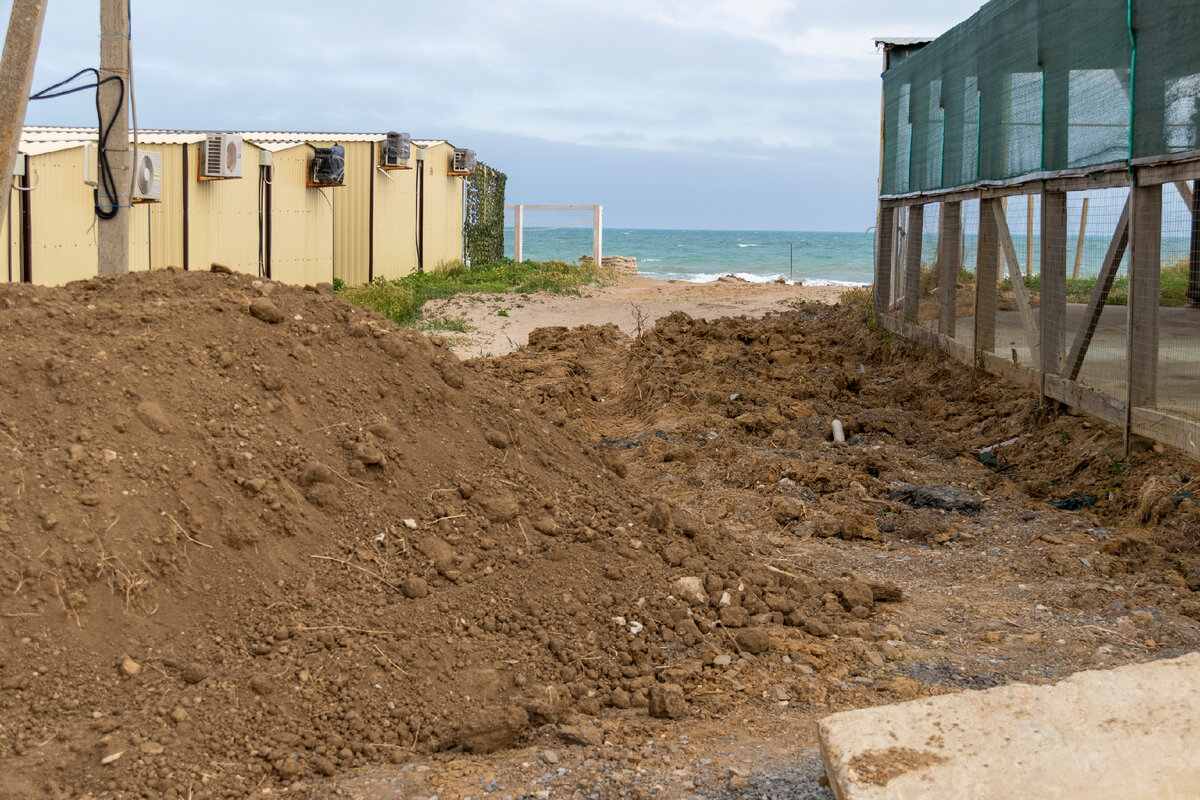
left=988, top=260, right=1194, bottom=307
left=414, top=315, right=474, bottom=334
left=335, top=258, right=612, bottom=327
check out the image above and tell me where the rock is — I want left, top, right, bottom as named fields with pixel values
left=249, top=675, right=275, bottom=696
left=838, top=580, right=876, bottom=612
left=648, top=683, right=687, bottom=719
left=134, top=400, right=172, bottom=434
left=259, top=369, right=285, bottom=392
left=100, top=750, right=123, bottom=765
left=579, top=254, right=638, bottom=276
left=120, top=657, right=141, bottom=678
left=557, top=722, right=602, bottom=746
left=718, top=605, right=751, bottom=628
left=210, top=262, right=232, bottom=274
left=402, top=577, right=430, bottom=599
left=713, top=654, right=733, bottom=667
left=532, top=516, right=560, bottom=536
left=249, top=297, right=286, bottom=324
left=139, top=741, right=164, bottom=756
left=484, top=430, right=509, bottom=449
left=459, top=705, right=529, bottom=754
left=736, top=628, right=770, bottom=655
left=889, top=485, right=983, bottom=514
left=180, top=663, right=208, bottom=685
left=671, top=577, right=709, bottom=607
left=610, top=688, right=632, bottom=709
left=403, top=518, right=418, bottom=530
left=540, top=749, right=560, bottom=765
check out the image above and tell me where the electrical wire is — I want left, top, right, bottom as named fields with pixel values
left=29, top=68, right=126, bottom=219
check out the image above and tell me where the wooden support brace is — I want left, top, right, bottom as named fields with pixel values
left=992, top=200, right=1041, bottom=367
left=1064, top=196, right=1130, bottom=382
left=1175, top=181, right=1193, bottom=209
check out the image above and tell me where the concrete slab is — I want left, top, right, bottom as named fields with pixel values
left=818, top=652, right=1200, bottom=800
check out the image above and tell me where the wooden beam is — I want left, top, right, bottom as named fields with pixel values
left=1040, top=191, right=1068, bottom=379
left=939, top=201, right=962, bottom=336
left=975, top=198, right=1001, bottom=358
left=1126, top=184, right=1162, bottom=410
left=902, top=204, right=924, bottom=323
left=992, top=200, right=1041, bottom=367
left=1064, top=196, right=1130, bottom=382
left=874, top=203, right=894, bottom=316
left=0, top=1, right=47, bottom=227
left=98, top=0, right=130, bottom=276
left=1026, top=198, right=1034, bottom=278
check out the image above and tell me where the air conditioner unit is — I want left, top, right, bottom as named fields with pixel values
left=450, top=148, right=476, bottom=175
left=200, top=133, right=242, bottom=178
left=132, top=151, right=163, bottom=202
left=309, top=144, right=345, bottom=186
left=380, top=131, right=411, bottom=169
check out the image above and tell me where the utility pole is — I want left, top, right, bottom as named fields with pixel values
left=98, top=0, right=129, bottom=275
left=0, top=0, right=48, bottom=227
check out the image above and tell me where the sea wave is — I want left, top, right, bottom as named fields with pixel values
left=643, top=270, right=868, bottom=288
left=737, top=244, right=759, bottom=248
left=800, top=278, right=870, bottom=287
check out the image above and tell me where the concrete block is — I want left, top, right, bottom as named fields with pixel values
left=819, top=652, right=1200, bottom=799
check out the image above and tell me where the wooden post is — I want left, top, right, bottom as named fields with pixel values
left=98, top=0, right=130, bottom=276
left=1189, top=178, right=1200, bottom=306
left=903, top=204, right=924, bottom=323
left=1127, top=184, right=1162, bottom=410
left=892, top=207, right=905, bottom=309
left=1040, top=191, right=1067, bottom=380
left=513, top=205, right=523, bottom=263
left=939, top=201, right=962, bottom=336
left=874, top=203, right=895, bottom=316
left=994, top=201, right=1041, bottom=367
left=1072, top=197, right=1089, bottom=280
left=975, top=198, right=1001, bottom=358
left=0, top=0, right=47, bottom=227
left=1025, top=198, right=1034, bottom=278
left=592, top=204, right=602, bottom=269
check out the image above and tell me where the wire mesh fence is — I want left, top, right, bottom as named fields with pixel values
left=503, top=205, right=600, bottom=265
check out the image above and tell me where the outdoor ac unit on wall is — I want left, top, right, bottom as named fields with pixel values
left=380, top=131, right=411, bottom=169
left=309, top=144, right=345, bottom=186
left=449, top=148, right=476, bottom=175
left=132, top=151, right=162, bottom=202
left=200, top=133, right=243, bottom=178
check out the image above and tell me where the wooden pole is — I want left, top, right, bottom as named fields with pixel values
left=1026, top=197, right=1034, bottom=278
left=939, top=201, right=962, bottom=337
left=592, top=204, right=602, bottom=269
left=1040, top=191, right=1067, bottom=381
left=1127, top=184, right=1162, bottom=411
left=0, top=0, right=47, bottom=228
left=98, top=0, right=130, bottom=276
left=975, top=198, right=1001, bottom=358
left=1072, top=197, right=1089, bottom=280
left=903, top=204, right=924, bottom=324
left=874, top=204, right=894, bottom=317
left=513, top=205, right=523, bottom=263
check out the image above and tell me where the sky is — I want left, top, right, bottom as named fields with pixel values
left=15, top=0, right=985, bottom=231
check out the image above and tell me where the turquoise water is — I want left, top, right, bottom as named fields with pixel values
left=503, top=228, right=877, bottom=287
left=501, top=226, right=1194, bottom=286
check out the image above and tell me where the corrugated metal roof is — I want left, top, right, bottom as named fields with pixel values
left=20, top=127, right=453, bottom=152
left=874, top=37, right=934, bottom=47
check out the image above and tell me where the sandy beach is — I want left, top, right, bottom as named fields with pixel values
left=422, top=274, right=855, bottom=358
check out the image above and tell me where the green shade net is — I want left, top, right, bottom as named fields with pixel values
left=881, top=0, right=1200, bottom=196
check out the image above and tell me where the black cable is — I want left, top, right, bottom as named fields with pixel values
left=29, top=68, right=127, bottom=220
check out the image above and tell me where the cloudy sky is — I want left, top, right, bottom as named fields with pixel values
left=19, top=0, right=983, bottom=230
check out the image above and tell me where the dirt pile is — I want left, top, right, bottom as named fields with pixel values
left=485, top=307, right=1200, bottom=585
left=0, top=272, right=887, bottom=799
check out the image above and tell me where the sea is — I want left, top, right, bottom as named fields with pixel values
left=503, top=228, right=877, bottom=287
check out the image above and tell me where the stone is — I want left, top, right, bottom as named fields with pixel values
left=718, top=605, right=750, bottom=628
left=648, top=683, right=687, bottom=719
left=578, top=254, right=638, bottom=276
left=819, top=653, right=1200, bottom=800
left=459, top=705, right=529, bottom=754
left=736, top=628, right=770, bottom=655
left=180, top=663, right=208, bottom=685
left=120, top=657, right=140, bottom=678
left=134, top=401, right=172, bottom=435
left=249, top=297, right=287, bottom=324
left=210, top=262, right=233, bottom=274
left=671, top=577, right=709, bottom=607
left=402, top=577, right=430, bottom=599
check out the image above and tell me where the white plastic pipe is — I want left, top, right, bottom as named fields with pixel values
left=832, top=419, right=845, bottom=444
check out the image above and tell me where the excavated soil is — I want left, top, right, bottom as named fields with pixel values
left=3, top=274, right=1199, bottom=800
left=0, top=272, right=893, bottom=800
